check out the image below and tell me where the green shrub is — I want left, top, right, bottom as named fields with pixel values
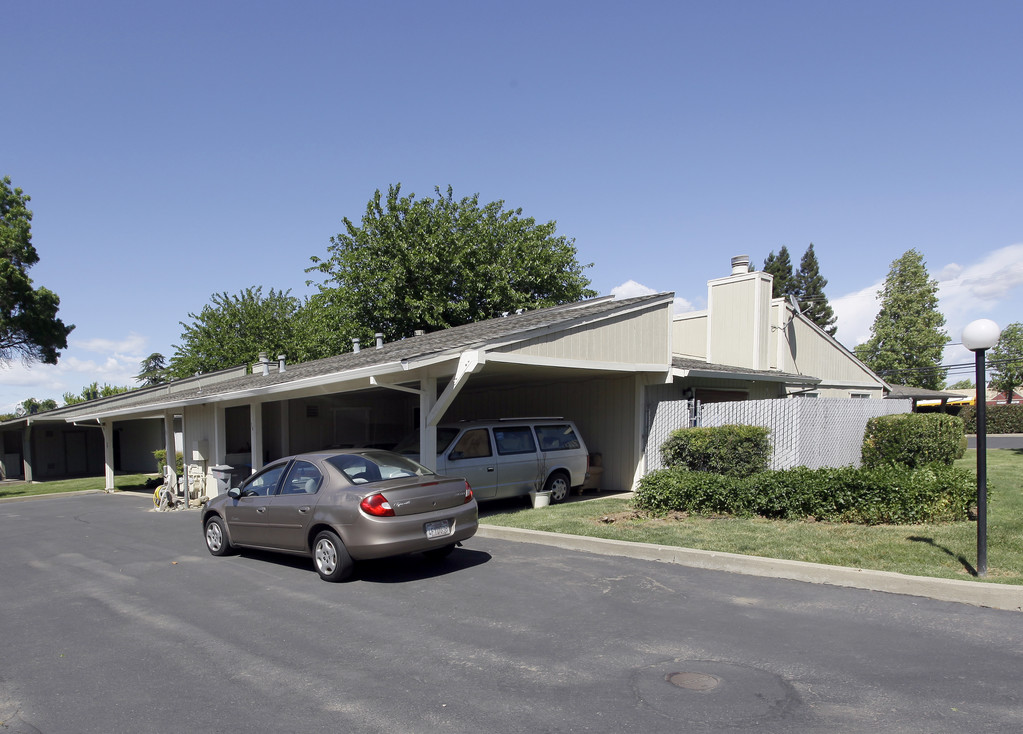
left=153, top=449, right=184, bottom=475
left=958, top=404, right=1023, bottom=434
left=635, top=464, right=977, bottom=525
left=861, top=413, right=965, bottom=469
left=660, top=424, right=771, bottom=476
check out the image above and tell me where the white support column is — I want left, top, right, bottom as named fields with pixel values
left=213, top=405, right=227, bottom=466
left=21, top=425, right=33, bottom=482
left=101, top=420, right=115, bottom=492
left=250, top=401, right=264, bottom=474
left=418, top=370, right=438, bottom=471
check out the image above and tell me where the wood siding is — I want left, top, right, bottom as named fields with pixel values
left=494, top=304, right=670, bottom=365
left=672, top=312, right=708, bottom=359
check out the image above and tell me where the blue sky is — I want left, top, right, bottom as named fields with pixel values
left=3, top=1, right=1021, bottom=411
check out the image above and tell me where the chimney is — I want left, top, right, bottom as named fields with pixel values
left=352, top=338, right=361, bottom=353
left=258, top=352, right=270, bottom=377
left=277, top=354, right=286, bottom=373
left=730, top=255, right=751, bottom=275
left=375, top=333, right=384, bottom=349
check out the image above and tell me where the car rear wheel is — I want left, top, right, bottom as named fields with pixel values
left=544, top=472, right=571, bottom=503
left=313, top=530, right=354, bottom=582
left=204, top=516, right=234, bottom=556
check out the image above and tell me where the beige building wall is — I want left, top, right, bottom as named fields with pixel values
left=672, top=312, right=708, bottom=359
left=707, top=272, right=772, bottom=369
left=496, top=302, right=671, bottom=366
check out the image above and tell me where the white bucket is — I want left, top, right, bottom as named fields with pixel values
left=532, top=490, right=552, bottom=508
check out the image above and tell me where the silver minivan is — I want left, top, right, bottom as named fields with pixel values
left=394, top=419, right=589, bottom=503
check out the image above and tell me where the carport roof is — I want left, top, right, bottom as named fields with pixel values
left=671, top=356, right=821, bottom=385
left=42, top=293, right=674, bottom=422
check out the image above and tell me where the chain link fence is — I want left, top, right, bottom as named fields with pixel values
left=645, top=398, right=912, bottom=472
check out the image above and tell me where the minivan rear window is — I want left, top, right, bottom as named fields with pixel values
left=535, top=424, right=581, bottom=451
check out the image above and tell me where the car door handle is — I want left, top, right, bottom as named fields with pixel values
left=298, top=506, right=311, bottom=513
left=487, top=467, right=495, bottom=472
left=257, top=506, right=267, bottom=513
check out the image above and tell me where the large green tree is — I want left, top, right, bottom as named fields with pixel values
left=167, top=287, right=302, bottom=379
left=305, top=184, right=596, bottom=352
left=762, top=246, right=794, bottom=298
left=989, top=322, right=1023, bottom=404
left=854, top=249, right=949, bottom=389
left=0, top=176, right=74, bottom=365
left=62, top=382, right=130, bottom=406
left=136, top=352, right=168, bottom=387
left=793, top=243, right=837, bottom=336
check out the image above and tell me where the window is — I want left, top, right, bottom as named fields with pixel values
left=448, top=429, right=492, bottom=460
left=535, top=424, right=581, bottom=451
left=494, top=427, right=537, bottom=456
left=238, top=462, right=288, bottom=497
left=280, top=460, right=323, bottom=495
left=850, top=393, right=870, bottom=399
left=326, top=451, right=432, bottom=483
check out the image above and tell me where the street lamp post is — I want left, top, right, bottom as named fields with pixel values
left=962, top=318, right=1001, bottom=577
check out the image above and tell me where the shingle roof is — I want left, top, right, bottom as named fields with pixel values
left=672, top=356, right=819, bottom=384
left=47, top=293, right=672, bottom=420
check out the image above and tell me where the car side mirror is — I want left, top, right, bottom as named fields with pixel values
left=227, top=487, right=241, bottom=499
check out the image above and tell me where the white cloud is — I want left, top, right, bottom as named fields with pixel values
left=0, top=332, right=152, bottom=413
left=610, top=280, right=695, bottom=314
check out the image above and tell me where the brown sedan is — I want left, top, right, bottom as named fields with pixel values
left=201, top=449, right=478, bottom=581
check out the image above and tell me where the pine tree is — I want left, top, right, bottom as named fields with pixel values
left=854, top=249, right=949, bottom=389
left=793, top=243, right=837, bottom=336
left=762, top=246, right=794, bottom=298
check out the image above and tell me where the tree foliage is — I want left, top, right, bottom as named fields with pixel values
left=854, top=249, right=949, bottom=390
left=16, top=397, right=58, bottom=416
left=793, top=243, right=837, bottom=336
left=762, top=246, right=794, bottom=298
left=305, top=184, right=596, bottom=352
left=989, top=322, right=1023, bottom=404
left=62, top=382, right=130, bottom=406
left=0, top=176, right=74, bottom=365
left=167, top=287, right=302, bottom=379
left=137, top=352, right=168, bottom=387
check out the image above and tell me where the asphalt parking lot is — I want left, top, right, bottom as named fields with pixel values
left=2, top=492, right=1022, bottom=733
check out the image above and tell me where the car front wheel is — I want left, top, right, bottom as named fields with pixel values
left=313, top=530, right=354, bottom=582
left=204, top=516, right=234, bottom=556
left=544, top=472, right=571, bottom=503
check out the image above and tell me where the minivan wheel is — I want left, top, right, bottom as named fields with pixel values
left=313, top=530, right=354, bottom=582
left=544, top=472, right=571, bottom=503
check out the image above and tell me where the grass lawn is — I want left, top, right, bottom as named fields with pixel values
left=482, top=448, right=1023, bottom=586
left=0, top=474, right=154, bottom=499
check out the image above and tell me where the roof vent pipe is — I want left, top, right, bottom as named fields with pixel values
left=375, top=333, right=384, bottom=349
left=353, top=338, right=360, bottom=353
left=414, top=329, right=425, bottom=337
left=731, top=255, right=751, bottom=275
left=278, top=354, right=286, bottom=373
left=258, top=352, right=270, bottom=377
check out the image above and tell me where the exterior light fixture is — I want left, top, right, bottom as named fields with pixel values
left=962, top=318, right=1000, bottom=577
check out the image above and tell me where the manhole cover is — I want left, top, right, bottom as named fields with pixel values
left=666, top=671, right=722, bottom=691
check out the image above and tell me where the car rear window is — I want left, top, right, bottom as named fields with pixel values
left=534, top=424, right=581, bottom=451
left=326, top=452, right=434, bottom=484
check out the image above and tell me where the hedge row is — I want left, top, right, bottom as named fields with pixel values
left=861, top=413, right=965, bottom=469
left=660, top=424, right=771, bottom=476
left=957, top=404, right=1023, bottom=434
left=635, top=464, right=977, bottom=525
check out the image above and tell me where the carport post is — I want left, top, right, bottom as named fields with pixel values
left=163, top=411, right=176, bottom=478
left=250, top=401, right=264, bottom=473
left=101, top=420, right=115, bottom=491
left=419, top=371, right=438, bottom=471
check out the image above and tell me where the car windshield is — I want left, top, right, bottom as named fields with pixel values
left=392, top=428, right=460, bottom=456
left=326, top=451, right=435, bottom=484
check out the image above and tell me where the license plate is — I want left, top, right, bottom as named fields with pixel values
left=424, top=519, right=452, bottom=539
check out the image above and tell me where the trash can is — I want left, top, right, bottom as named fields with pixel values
left=209, top=465, right=233, bottom=496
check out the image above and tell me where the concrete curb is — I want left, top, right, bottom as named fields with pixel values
left=477, top=524, right=1023, bottom=613
left=0, top=489, right=107, bottom=504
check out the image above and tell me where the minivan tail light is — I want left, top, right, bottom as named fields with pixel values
left=464, top=481, right=473, bottom=503
left=360, top=493, right=395, bottom=517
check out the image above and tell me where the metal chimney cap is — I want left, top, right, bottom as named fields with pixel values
left=731, top=255, right=751, bottom=274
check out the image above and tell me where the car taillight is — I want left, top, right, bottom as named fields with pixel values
left=360, top=493, right=395, bottom=517
left=464, top=481, right=473, bottom=503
